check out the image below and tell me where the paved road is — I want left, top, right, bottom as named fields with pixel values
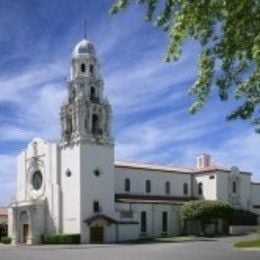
left=0, top=235, right=259, bottom=260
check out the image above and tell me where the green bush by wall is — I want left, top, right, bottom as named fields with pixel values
left=1, top=236, right=11, bottom=244
left=41, top=234, right=80, bottom=244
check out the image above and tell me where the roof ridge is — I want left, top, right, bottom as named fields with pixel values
left=115, top=160, right=193, bottom=173
left=115, top=160, right=251, bottom=175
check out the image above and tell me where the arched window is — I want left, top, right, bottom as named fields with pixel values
left=232, top=181, right=237, bottom=193
left=20, top=211, right=29, bottom=223
left=145, top=180, right=151, bottom=193
left=198, top=182, right=203, bottom=195
left=90, top=87, right=96, bottom=100
left=92, top=114, right=99, bottom=134
left=125, top=178, right=130, bottom=192
left=81, top=63, right=86, bottom=72
left=183, top=183, right=188, bottom=195
left=165, top=181, right=170, bottom=195
left=71, top=87, right=76, bottom=99
left=85, top=117, right=88, bottom=129
left=67, top=116, right=72, bottom=133
left=89, top=64, right=94, bottom=74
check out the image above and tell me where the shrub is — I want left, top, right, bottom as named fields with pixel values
left=1, top=236, right=11, bottom=244
left=180, top=200, right=234, bottom=222
left=42, top=234, right=80, bottom=244
left=229, top=209, right=258, bottom=226
left=180, top=200, right=234, bottom=235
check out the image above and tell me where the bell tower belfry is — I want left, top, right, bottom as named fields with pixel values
left=60, top=38, right=113, bottom=145
left=59, top=38, right=115, bottom=243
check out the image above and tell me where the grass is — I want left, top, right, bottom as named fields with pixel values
left=234, top=239, right=260, bottom=248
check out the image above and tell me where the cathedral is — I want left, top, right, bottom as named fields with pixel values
left=8, top=38, right=260, bottom=244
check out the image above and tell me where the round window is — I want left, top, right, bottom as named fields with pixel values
left=32, top=170, right=43, bottom=190
left=66, top=169, right=72, bottom=177
left=94, top=169, right=101, bottom=177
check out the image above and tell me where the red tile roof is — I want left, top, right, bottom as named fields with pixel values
left=115, top=161, right=251, bottom=175
left=0, top=207, right=8, bottom=216
left=115, top=161, right=192, bottom=173
left=194, top=166, right=251, bottom=175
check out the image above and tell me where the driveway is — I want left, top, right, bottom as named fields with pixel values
left=0, top=235, right=259, bottom=260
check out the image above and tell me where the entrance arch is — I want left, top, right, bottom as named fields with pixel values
left=84, top=214, right=118, bottom=244
left=90, top=226, right=104, bottom=243
left=19, top=211, right=29, bottom=244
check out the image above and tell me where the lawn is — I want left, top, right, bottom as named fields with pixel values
left=234, top=239, right=260, bottom=248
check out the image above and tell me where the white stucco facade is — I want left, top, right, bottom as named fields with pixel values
left=8, top=39, right=260, bottom=244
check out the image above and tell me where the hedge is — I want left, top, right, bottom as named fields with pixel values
left=1, top=236, right=11, bottom=244
left=41, top=234, right=80, bottom=244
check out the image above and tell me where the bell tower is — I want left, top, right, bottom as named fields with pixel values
left=60, top=38, right=113, bottom=145
left=59, top=38, right=116, bottom=243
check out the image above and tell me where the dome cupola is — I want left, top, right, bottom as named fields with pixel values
left=72, top=39, right=96, bottom=58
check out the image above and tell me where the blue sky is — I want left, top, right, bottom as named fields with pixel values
left=0, top=0, right=259, bottom=205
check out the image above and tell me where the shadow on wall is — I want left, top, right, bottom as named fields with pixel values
left=44, top=200, right=57, bottom=237
left=183, top=219, right=228, bottom=237
left=0, top=223, right=8, bottom=240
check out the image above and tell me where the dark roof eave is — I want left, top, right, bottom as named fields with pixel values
left=115, top=194, right=197, bottom=205
left=84, top=214, right=118, bottom=225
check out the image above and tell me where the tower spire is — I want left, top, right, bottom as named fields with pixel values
left=84, top=19, right=87, bottom=39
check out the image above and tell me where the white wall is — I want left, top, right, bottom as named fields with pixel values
left=117, top=224, right=139, bottom=242
left=115, top=167, right=192, bottom=197
left=80, top=143, right=115, bottom=243
left=216, top=171, right=252, bottom=210
left=115, top=202, right=181, bottom=238
left=216, top=171, right=229, bottom=203
left=80, top=143, right=115, bottom=216
left=252, top=183, right=260, bottom=206
left=10, top=139, right=63, bottom=243
left=193, top=173, right=217, bottom=200
left=60, top=144, right=81, bottom=233
left=251, top=183, right=260, bottom=222
left=237, top=173, right=251, bottom=210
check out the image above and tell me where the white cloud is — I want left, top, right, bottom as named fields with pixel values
left=0, top=62, right=67, bottom=143
left=115, top=103, right=260, bottom=181
left=0, top=154, right=16, bottom=205
left=115, top=108, right=221, bottom=160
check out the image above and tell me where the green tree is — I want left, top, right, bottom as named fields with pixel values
left=110, top=0, right=260, bottom=132
left=180, top=200, right=233, bottom=235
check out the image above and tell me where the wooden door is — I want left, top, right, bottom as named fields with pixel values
left=90, top=226, right=104, bottom=243
left=23, top=224, right=29, bottom=244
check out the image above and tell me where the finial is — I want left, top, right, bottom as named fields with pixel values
left=84, top=19, right=87, bottom=39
